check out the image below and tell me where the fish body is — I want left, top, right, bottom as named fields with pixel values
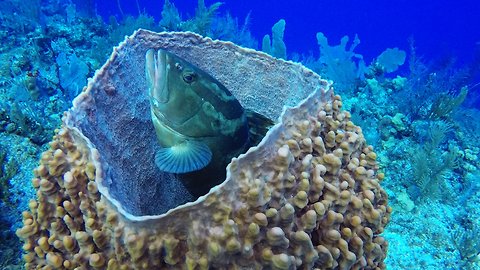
left=145, top=49, right=250, bottom=195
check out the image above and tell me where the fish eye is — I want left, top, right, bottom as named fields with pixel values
left=182, top=71, right=196, bottom=83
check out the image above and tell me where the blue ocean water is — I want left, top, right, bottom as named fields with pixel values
left=96, top=0, right=480, bottom=66
left=0, top=0, right=479, bottom=269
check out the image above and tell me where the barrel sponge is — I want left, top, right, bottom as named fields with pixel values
left=17, top=30, right=391, bottom=269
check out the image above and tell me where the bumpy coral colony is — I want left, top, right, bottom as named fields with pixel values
left=17, top=30, right=391, bottom=269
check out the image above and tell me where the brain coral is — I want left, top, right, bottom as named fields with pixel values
left=17, top=30, right=391, bottom=269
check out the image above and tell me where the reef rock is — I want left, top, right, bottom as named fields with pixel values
left=17, top=30, right=391, bottom=269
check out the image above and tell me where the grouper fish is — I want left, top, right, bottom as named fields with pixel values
left=145, top=49, right=272, bottom=196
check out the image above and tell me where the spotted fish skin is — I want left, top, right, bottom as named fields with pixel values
left=146, top=49, right=250, bottom=195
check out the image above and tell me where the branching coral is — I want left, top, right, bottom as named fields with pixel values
left=181, top=0, right=223, bottom=36
left=428, top=86, right=468, bottom=120
left=159, top=0, right=256, bottom=49
left=409, top=121, right=459, bottom=200
left=159, top=0, right=181, bottom=31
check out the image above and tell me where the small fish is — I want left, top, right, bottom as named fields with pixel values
left=146, top=49, right=271, bottom=195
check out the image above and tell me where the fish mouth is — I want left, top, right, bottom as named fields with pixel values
left=146, top=49, right=169, bottom=104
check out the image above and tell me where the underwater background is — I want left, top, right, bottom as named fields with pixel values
left=0, top=0, right=479, bottom=269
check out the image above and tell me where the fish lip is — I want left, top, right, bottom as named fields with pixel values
left=155, top=49, right=169, bottom=104
left=146, top=49, right=169, bottom=104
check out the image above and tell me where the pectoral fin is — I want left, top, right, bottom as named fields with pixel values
left=155, top=141, right=212, bottom=174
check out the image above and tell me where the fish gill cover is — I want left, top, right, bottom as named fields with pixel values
left=0, top=0, right=479, bottom=270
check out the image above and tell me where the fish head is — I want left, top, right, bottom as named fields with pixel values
left=145, top=49, right=251, bottom=175
left=146, top=49, right=204, bottom=127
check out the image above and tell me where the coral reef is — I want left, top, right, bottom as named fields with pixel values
left=284, top=29, right=480, bottom=269
left=0, top=1, right=262, bottom=267
left=0, top=133, right=39, bottom=269
left=17, top=30, right=390, bottom=269
left=338, top=44, right=479, bottom=268
left=2, top=0, right=479, bottom=269
left=159, top=0, right=257, bottom=48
